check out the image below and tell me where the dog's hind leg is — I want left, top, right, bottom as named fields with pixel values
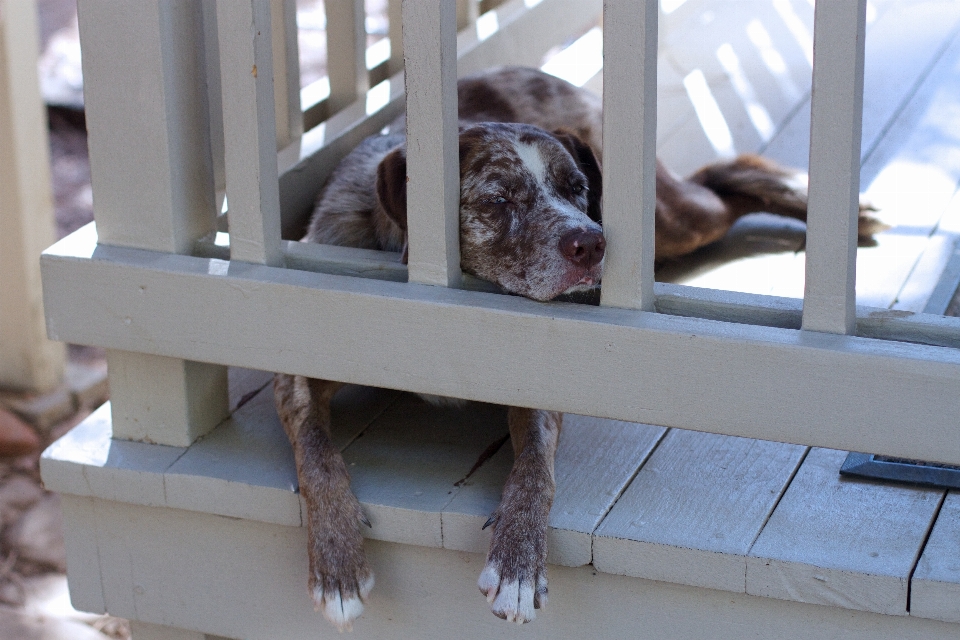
left=478, top=407, right=561, bottom=624
left=274, top=374, right=372, bottom=631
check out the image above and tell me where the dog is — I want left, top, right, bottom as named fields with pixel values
left=274, top=66, right=885, bottom=630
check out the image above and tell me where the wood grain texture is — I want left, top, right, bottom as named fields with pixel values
left=911, top=491, right=960, bottom=623
left=747, top=447, right=943, bottom=616
left=594, top=429, right=805, bottom=592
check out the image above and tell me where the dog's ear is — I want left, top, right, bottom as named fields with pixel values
left=552, top=129, right=603, bottom=224
left=376, top=147, right=408, bottom=231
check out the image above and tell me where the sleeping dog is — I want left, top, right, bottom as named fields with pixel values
left=275, top=66, right=884, bottom=630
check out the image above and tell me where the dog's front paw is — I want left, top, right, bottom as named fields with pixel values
left=306, top=487, right=375, bottom=631
left=311, top=561, right=374, bottom=631
left=477, top=510, right=549, bottom=624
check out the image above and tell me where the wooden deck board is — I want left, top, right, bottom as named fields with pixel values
left=912, top=491, right=960, bottom=624
left=440, top=414, right=666, bottom=567
left=341, top=394, right=509, bottom=548
left=594, top=429, right=806, bottom=593
left=747, top=447, right=943, bottom=616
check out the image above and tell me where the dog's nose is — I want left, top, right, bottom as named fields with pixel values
left=559, top=229, right=606, bottom=267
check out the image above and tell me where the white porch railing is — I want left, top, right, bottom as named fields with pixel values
left=38, top=0, right=960, bottom=638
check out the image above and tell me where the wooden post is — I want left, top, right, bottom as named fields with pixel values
left=325, top=0, right=368, bottom=115
left=387, top=0, right=404, bottom=76
left=271, top=0, right=302, bottom=149
left=78, top=0, right=228, bottom=446
left=216, top=0, right=283, bottom=266
left=801, top=0, right=867, bottom=335
left=403, top=0, right=461, bottom=288
left=457, top=0, right=480, bottom=31
left=0, top=0, right=66, bottom=392
left=599, top=0, right=658, bottom=312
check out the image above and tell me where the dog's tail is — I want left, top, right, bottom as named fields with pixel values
left=689, top=154, right=888, bottom=238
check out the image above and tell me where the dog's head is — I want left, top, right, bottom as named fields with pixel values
left=376, top=122, right=604, bottom=301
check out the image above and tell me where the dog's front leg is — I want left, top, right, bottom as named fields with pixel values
left=274, top=374, right=373, bottom=631
left=478, top=407, right=561, bottom=624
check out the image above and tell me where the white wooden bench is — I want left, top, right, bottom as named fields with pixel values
left=39, top=0, right=960, bottom=638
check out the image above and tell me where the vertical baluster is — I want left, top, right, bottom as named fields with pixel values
left=403, top=0, right=461, bottom=288
left=326, top=0, right=369, bottom=114
left=387, top=0, right=404, bottom=76
left=272, top=0, right=302, bottom=148
left=78, top=0, right=227, bottom=447
left=201, top=0, right=226, bottom=209
left=801, top=0, right=867, bottom=335
left=217, top=0, right=283, bottom=266
left=599, top=0, right=658, bottom=312
left=457, top=0, right=479, bottom=31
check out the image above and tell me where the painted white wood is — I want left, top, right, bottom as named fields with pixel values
left=801, top=0, right=867, bottom=335
left=747, top=448, right=943, bottom=616
left=442, top=414, right=666, bottom=567
left=196, top=232, right=960, bottom=350
left=163, top=388, right=300, bottom=527
left=41, top=403, right=185, bottom=507
left=387, top=0, right=403, bottom=75
left=77, top=0, right=217, bottom=254
left=598, top=0, right=658, bottom=312
left=0, top=0, right=65, bottom=391
left=106, top=351, right=229, bottom=448
left=78, top=0, right=229, bottom=448
left=200, top=0, right=226, bottom=200
left=128, top=621, right=210, bottom=640
left=58, top=495, right=106, bottom=615
left=217, top=0, right=283, bottom=267
left=457, top=0, right=479, bottom=31
left=56, top=498, right=960, bottom=639
left=325, top=0, right=368, bottom=115
left=594, top=430, right=806, bottom=593
left=344, top=395, right=508, bottom=548
left=855, top=23, right=960, bottom=310
left=271, top=0, right=301, bottom=149
left=403, top=0, right=461, bottom=288
left=226, top=367, right=274, bottom=410
left=912, top=491, right=960, bottom=623
left=40, top=238, right=960, bottom=465
left=455, top=0, right=602, bottom=78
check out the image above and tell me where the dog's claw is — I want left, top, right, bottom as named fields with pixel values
left=360, top=513, right=372, bottom=528
left=482, top=514, right=498, bottom=530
